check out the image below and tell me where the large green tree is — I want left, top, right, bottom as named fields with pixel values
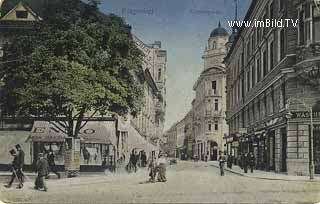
left=0, top=0, right=144, bottom=138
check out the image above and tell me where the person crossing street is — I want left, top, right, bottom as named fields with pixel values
left=218, top=151, right=226, bottom=176
left=47, top=150, right=61, bottom=179
left=34, top=153, right=49, bottom=192
left=4, top=149, right=23, bottom=189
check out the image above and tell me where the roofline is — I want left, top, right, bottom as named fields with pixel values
left=225, top=0, right=258, bottom=61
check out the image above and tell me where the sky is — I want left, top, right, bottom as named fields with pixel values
left=99, top=0, right=251, bottom=131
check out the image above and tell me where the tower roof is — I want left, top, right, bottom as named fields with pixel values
left=210, top=22, right=229, bottom=38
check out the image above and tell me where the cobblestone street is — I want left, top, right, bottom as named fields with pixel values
left=1, top=161, right=320, bottom=204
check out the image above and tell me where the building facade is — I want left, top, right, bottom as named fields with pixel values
left=0, top=0, right=166, bottom=170
left=192, top=23, right=229, bottom=161
left=225, top=0, right=320, bottom=176
left=166, top=24, right=229, bottom=161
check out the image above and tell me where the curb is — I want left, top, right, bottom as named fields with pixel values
left=210, top=164, right=319, bottom=182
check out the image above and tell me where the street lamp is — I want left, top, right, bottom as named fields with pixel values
left=286, top=98, right=314, bottom=180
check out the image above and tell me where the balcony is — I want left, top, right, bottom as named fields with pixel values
left=206, top=89, right=218, bottom=96
left=205, top=110, right=223, bottom=118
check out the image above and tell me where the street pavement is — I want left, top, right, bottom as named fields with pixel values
left=210, top=161, right=320, bottom=181
left=1, top=161, right=320, bottom=204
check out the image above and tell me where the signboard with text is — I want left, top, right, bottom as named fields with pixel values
left=291, top=111, right=320, bottom=119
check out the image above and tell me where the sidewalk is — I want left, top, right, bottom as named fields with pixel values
left=209, top=161, right=320, bottom=182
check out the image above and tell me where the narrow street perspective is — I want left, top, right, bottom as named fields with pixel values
left=1, top=161, right=320, bottom=204
left=0, top=0, right=320, bottom=203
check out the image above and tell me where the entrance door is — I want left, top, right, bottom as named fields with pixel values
left=281, top=128, right=287, bottom=172
left=314, top=128, right=320, bottom=174
left=210, top=141, right=218, bottom=161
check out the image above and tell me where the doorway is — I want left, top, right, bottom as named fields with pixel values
left=280, top=128, right=287, bottom=172
left=210, top=141, right=218, bottom=161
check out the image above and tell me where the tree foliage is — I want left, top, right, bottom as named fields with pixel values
left=0, top=0, right=144, bottom=137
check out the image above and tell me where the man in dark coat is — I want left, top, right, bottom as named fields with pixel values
left=5, top=149, right=23, bottom=189
left=243, top=153, right=248, bottom=173
left=15, top=144, right=25, bottom=185
left=35, top=153, right=49, bottom=192
left=218, top=151, right=226, bottom=176
left=248, top=152, right=255, bottom=173
left=47, top=150, right=61, bottom=179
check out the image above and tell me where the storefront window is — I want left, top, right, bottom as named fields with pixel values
left=313, top=6, right=320, bottom=42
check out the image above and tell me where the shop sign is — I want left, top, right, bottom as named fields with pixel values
left=292, top=111, right=320, bottom=119
left=238, top=128, right=247, bottom=134
left=232, top=141, right=239, bottom=147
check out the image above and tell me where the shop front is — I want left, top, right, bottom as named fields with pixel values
left=28, top=120, right=117, bottom=172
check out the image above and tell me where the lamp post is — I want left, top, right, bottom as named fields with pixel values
left=286, top=98, right=314, bottom=180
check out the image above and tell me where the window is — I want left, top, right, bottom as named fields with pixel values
left=269, top=2, right=274, bottom=19
left=246, top=41, right=251, bottom=62
left=208, top=123, right=212, bottom=131
left=313, top=6, right=320, bottom=42
left=257, top=26, right=261, bottom=45
left=262, top=50, right=268, bottom=77
left=280, top=29, right=285, bottom=60
left=158, top=68, right=161, bottom=80
left=252, top=103, right=255, bottom=121
left=269, top=41, right=274, bottom=70
left=214, top=122, right=218, bottom=131
left=251, top=32, right=255, bottom=52
left=214, top=99, right=219, bottom=111
left=257, top=100, right=261, bottom=120
left=241, top=76, right=245, bottom=99
left=212, top=81, right=217, bottom=90
left=264, top=96, right=267, bottom=116
left=252, top=65, right=256, bottom=86
left=16, top=10, right=28, bottom=19
left=280, top=82, right=286, bottom=109
left=299, top=10, right=305, bottom=45
left=257, top=58, right=261, bottom=82
left=271, top=89, right=275, bottom=113
left=279, top=0, right=284, bottom=11
left=247, top=71, right=250, bottom=92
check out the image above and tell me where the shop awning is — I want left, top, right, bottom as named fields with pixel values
left=28, top=121, right=116, bottom=145
left=29, top=121, right=66, bottom=142
left=79, top=121, right=116, bottom=145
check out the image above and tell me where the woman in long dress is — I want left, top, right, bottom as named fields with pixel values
left=156, top=154, right=167, bottom=182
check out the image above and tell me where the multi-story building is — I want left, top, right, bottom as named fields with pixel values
left=225, top=0, right=320, bottom=176
left=192, top=23, right=229, bottom=161
left=0, top=0, right=166, bottom=170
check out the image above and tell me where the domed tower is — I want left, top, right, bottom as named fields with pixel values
left=202, top=22, right=229, bottom=70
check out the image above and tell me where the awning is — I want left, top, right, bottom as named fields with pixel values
left=29, top=121, right=66, bottom=142
left=29, top=121, right=116, bottom=145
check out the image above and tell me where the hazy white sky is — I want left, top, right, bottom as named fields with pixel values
left=100, top=0, right=251, bottom=131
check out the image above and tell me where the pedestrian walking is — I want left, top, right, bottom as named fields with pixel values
left=34, top=153, right=49, bottom=192
left=156, top=153, right=167, bottom=182
left=15, top=144, right=25, bottom=185
left=4, top=149, right=23, bottom=189
left=243, top=153, right=248, bottom=173
left=47, top=150, right=61, bottom=179
left=249, top=152, right=255, bottom=173
left=128, top=149, right=138, bottom=172
left=218, top=151, right=226, bottom=176
left=148, top=155, right=157, bottom=182
left=141, top=151, right=147, bottom=167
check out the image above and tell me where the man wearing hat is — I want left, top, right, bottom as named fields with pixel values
left=35, top=153, right=49, bottom=192
left=5, top=149, right=23, bottom=188
left=15, top=144, right=25, bottom=184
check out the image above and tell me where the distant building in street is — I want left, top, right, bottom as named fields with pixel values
left=225, top=0, right=320, bottom=176
left=192, top=23, right=229, bottom=161
left=166, top=23, right=229, bottom=161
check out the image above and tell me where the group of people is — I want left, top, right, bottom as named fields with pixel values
left=239, top=152, right=255, bottom=173
left=125, top=149, right=167, bottom=183
left=126, top=150, right=148, bottom=173
left=147, top=152, right=167, bottom=182
left=5, top=144, right=60, bottom=192
left=218, top=151, right=256, bottom=176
